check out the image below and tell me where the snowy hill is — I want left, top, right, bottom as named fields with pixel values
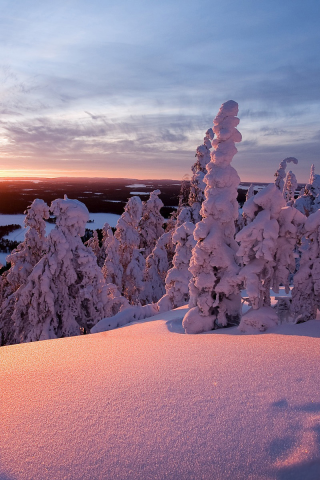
left=1, top=308, right=320, bottom=480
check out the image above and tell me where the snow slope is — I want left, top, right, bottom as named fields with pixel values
left=1, top=308, right=320, bottom=480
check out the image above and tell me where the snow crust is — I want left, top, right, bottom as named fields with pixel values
left=1, top=311, right=320, bottom=480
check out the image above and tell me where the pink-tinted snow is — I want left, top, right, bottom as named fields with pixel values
left=1, top=308, right=320, bottom=480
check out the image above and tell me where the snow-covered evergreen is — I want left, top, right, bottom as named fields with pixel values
left=274, top=157, right=298, bottom=191
left=7, top=199, right=50, bottom=292
left=141, top=231, right=170, bottom=304
left=183, top=100, right=242, bottom=334
left=115, top=196, right=145, bottom=303
left=11, top=197, right=116, bottom=343
left=283, top=170, right=298, bottom=206
left=0, top=199, right=50, bottom=345
left=294, top=164, right=320, bottom=216
left=291, top=209, right=320, bottom=322
left=188, top=128, right=214, bottom=223
left=101, top=223, right=123, bottom=290
left=158, top=221, right=196, bottom=312
left=85, top=230, right=100, bottom=259
left=236, top=184, right=285, bottom=311
left=139, top=189, right=164, bottom=258
left=272, top=206, right=305, bottom=295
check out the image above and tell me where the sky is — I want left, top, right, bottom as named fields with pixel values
left=0, top=0, right=319, bottom=182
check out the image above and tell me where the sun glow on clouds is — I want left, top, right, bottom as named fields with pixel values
left=0, top=0, right=319, bottom=181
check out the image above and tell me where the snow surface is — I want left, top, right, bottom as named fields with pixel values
left=1, top=308, right=320, bottom=480
left=0, top=213, right=120, bottom=242
left=88, top=213, right=120, bottom=229
left=126, top=184, right=147, bottom=188
left=130, top=191, right=149, bottom=195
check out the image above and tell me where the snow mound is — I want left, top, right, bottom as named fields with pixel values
left=239, top=306, right=279, bottom=333
left=1, top=309, right=320, bottom=480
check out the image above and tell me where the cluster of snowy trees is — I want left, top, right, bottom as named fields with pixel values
left=1, top=100, right=320, bottom=345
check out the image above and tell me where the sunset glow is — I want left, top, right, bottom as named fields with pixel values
left=0, top=1, right=319, bottom=182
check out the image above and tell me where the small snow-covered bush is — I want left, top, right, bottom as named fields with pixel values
left=158, top=221, right=196, bottom=312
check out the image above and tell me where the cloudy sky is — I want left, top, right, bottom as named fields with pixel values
left=0, top=0, right=319, bottom=181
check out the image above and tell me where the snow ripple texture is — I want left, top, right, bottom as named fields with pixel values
left=1, top=309, right=320, bottom=480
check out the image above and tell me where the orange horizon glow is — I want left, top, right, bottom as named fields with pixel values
left=0, top=168, right=274, bottom=183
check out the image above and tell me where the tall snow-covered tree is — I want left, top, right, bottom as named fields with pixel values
left=101, top=223, right=123, bottom=289
left=236, top=184, right=286, bottom=311
left=238, top=184, right=255, bottom=231
left=11, top=197, right=116, bottom=343
left=0, top=199, right=50, bottom=345
left=182, top=100, right=242, bottom=334
left=291, top=209, right=320, bottom=322
left=141, top=231, right=171, bottom=304
left=294, top=165, right=320, bottom=216
left=7, top=199, right=50, bottom=292
left=274, top=157, right=298, bottom=191
left=115, top=196, right=145, bottom=303
left=158, top=221, right=196, bottom=312
left=139, top=189, right=164, bottom=258
left=188, top=128, right=214, bottom=223
left=85, top=230, right=100, bottom=259
left=272, top=206, right=305, bottom=295
left=283, top=171, right=298, bottom=206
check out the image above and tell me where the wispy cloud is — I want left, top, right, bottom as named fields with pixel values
left=0, top=0, right=319, bottom=180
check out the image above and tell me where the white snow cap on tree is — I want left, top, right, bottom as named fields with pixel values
left=52, top=195, right=89, bottom=236
left=274, top=157, right=298, bottom=191
left=183, top=100, right=242, bottom=334
left=158, top=221, right=196, bottom=313
left=139, top=189, right=164, bottom=258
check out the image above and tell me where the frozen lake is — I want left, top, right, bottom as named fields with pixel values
left=0, top=213, right=120, bottom=265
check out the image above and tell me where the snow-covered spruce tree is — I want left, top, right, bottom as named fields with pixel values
left=238, top=184, right=255, bottom=231
left=283, top=171, right=298, bottom=206
left=272, top=206, right=305, bottom=295
left=101, top=223, right=123, bottom=289
left=0, top=199, right=50, bottom=345
left=115, top=196, right=145, bottom=304
left=188, top=128, right=214, bottom=223
left=291, top=209, right=320, bottom=322
left=139, top=189, right=164, bottom=258
left=141, top=231, right=171, bottom=304
left=158, top=221, right=196, bottom=312
left=7, top=199, right=50, bottom=292
left=294, top=164, right=320, bottom=216
left=85, top=230, right=100, bottom=259
left=246, top=184, right=255, bottom=202
left=12, top=197, right=115, bottom=343
left=182, top=100, right=242, bottom=334
left=178, top=176, right=191, bottom=209
left=274, top=157, right=298, bottom=191
left=236, top=185, right=306, bottom=331
left=236, top=185, right=285, bottom=310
